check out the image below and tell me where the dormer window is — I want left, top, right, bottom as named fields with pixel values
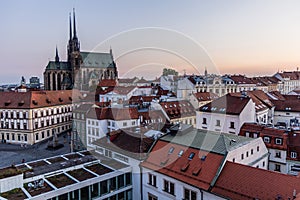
left=263, top=136, right=270, bottom=143
left=275, top=138, right=282, bottom=145
left=168, top=147, right=174, bottom=154
left=188, top=152, right=195, bottom=160
left=291, top=152, right=297, bottom=159
left=178, top=150, right=184, bottom=157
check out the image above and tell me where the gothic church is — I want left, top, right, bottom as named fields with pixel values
left=43, top=10, right=118, bottom=91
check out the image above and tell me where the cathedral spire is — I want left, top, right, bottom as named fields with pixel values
left=55, top=46, right=59, bottom=62
left=73, top=8, right=77, bottom=39
left=69, top=12, right=72, bottom=40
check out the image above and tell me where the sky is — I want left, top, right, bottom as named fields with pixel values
left=1, top=0, right=300, bottom=84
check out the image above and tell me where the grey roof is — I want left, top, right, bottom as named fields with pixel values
left=46, top=61, right=70, bottom=70
left=161, top=129, right=254, bottom=155
left=81, top=52, right=114, bottom=68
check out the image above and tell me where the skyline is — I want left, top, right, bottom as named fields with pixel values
left=1, top=1, right=300, bottom=84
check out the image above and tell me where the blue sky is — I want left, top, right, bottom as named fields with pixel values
left=1, top=0, right=300, bottom=84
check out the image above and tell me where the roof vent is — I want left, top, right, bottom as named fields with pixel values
left=160, top=158, right=169, bottom=166
left=181, top=162, right=190, bottom=172
left=192, top=167, right=202, bottom=176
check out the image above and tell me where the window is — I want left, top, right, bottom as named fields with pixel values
left=241, top=153, right=244, bottom=160
left=178, top=150, right=184, bottom=157
left=275, top=151, right=281, bottom=158
left=291, top=152, right=297, bottom=159
left=202, top=118, right=207, bottom=125
left=257, top=146, right=260, bottom=152
left=232, top=158, right=235, bottom=163
left=169, top=147, right=175, bottom=154
left=216, top=119, right=221, bottom=127
left=263, top=161, right=265, bottom=167
left=132, top=121, right=136, bottom=126
left=251, top=149, right=253, bottom=155
left=148, top=193, right=158, bottom=200
left=6, top=133, right=9, bottom=141
left=123, top=122, right=127, bottom=127
left=17, top=134, right=21, bottom=141
left=35, top=134, right=39, bottom=141
left=188, top=152, right=195, bottom=160
left=117, top=175, right=125, bottom=189
left=245, top=132, right=250, bottom=137
left=230, top=122, right=235, bottom=129
left=125, top=173, right=131, bottom=186
left=275, top=138, right=282, bottom=145
left=163, top=180, right=175, bottom=195
left=184, top=188, right=197, bottom=200
left=275, top=164, right=281, bottom=172
left=246, top=151, right=249, bottom=157
left=263, top=137, right=270, bottom=143
left=148, top=173, right=156, bottom=187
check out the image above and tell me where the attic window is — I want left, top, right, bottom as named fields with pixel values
left=188, top=152, right=195, bottom=160
left=4, top=101, right=11, bottom=106
left=18, top=101, right=25, bottom=106
left=178, top=150, right=184, bottom=157
left=69, top=97, right=73, bottom=101
left=32, top=100, right=38, bottom=105
left=58, top=98, right=63, bottom=102
left=168, top=147, right=175, bottom=154
left=46, top=99, right=51, bottom=104
left=201, top=155, right=207, bottom=161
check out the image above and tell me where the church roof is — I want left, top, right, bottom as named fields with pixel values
left=81, top=52, right=114, bottom=68
left=45, top=61, right=70, bottom=70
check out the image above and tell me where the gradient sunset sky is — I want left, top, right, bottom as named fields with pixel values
left=1, top=0, right=300, bottom=84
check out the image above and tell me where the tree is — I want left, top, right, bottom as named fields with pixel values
left=162, top=68, right=178, bottom=76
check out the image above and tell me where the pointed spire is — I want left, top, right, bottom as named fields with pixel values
left=204, top=67, right=208, bottom=76
left=73, top=8, right=77, bottom=39
left=55, top=46, right=59, bottom=62
left=69, top=12, right=72, bottom=40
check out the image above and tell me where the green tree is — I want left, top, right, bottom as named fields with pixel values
left=162, top=68, right=178, bottom=76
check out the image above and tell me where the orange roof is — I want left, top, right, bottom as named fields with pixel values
left=0, top=90, right=80, bottom=109
left=160, top=100, right=195, bottom=119
left=212, top=162, right=300, bottom=200
left=86, top=107, right=139, bottom=120
left=193, top=92, right=219, bottom=102
left=98, top=79, right=117, bottom=87
left=141, top=140, right=225, bottom=190
left=199, top=94, right=251, bottom=115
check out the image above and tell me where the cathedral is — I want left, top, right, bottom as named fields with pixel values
left=43, top=10, right=118, bottom=91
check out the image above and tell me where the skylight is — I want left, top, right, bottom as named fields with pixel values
left=169, top=147, right=175, bottom=154
left=178, top=150, right=184, bottom=157
left=188, top=152, right=195, bottom=160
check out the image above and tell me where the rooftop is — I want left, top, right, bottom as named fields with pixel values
left=212, top=161, right=300, bottom=200
left=161, top=129, right=255, bottom=155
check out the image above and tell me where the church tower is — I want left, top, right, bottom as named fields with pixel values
left=67, top=9, right=82, bottom=88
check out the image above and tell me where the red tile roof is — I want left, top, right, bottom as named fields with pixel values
left=193, top=92, right=219, bottom=102
left=0, top=90, right=79, bottom=109
left=240, top=123, right=288, bottom=150
left=93, top=129, right=155, bottom=160
left=276, top=71, right=300, bottom=80
left=141, top=140, right=225, bottom=190
left=230, top=75, right=255, bottom=84
left=271, top=99, right=300, bottom=112
left=98, top=79, right=117, bottom=87
left=160, top=100, right=195, bottom=119
left=86, top=107, right=139, bottom=120
left=212, top=161, right=300, bottom=200
left=199, top=94, right=251, bottom=115
left=230, top=92, right=268, bottom=112
left=96, top=86, right=137, bottom=95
